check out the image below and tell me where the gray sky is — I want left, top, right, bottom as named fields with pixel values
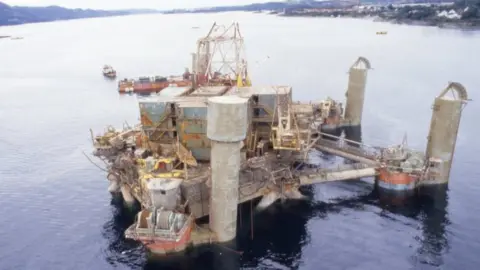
left=3, top=0, right=270, bottom=10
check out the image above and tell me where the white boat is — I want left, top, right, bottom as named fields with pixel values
left=103, top=65, right=117, bottom=78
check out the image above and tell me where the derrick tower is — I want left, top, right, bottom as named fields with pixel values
left=193, top=22, right=251, bottom=87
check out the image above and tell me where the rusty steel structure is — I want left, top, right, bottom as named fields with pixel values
left=193, top=22, right=250, bottom=88
left=89, top=22, right=468, bottom=256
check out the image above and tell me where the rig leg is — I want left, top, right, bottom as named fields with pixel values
left=344, top=57, right=370, bottom=145
left=120, top=184, right=136, bottom=207
left=343, top=125, right=362, bottom=145
left=107, top=174, right=120, bottom=193
left=207, top=96, right=248, bottom=243
left=283, top=186, right=307, bottom=200
left=375, top=174, right=415, bottom=205
left=320, top=126, right=343, bottom=141
left=256, top=191, right=281, bottom=211
left=423, top=82, right=468, bottom=186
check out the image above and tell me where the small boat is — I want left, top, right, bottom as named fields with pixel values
left=10, top=37, right=23, bottom=40
left=103, top=65, right=117, bottom=79
left=376, top=31, right=388, bottom=35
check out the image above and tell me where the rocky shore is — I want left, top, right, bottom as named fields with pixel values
left=281, top=1, right=480, bottom=30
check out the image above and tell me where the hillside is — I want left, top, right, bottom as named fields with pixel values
left=162, top=1, right=456, bottom=14
left=0, top=2, right=159, bottom=26
left=163, top=1, right=323, bottom=14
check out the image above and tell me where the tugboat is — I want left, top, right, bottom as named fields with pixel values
left=103, top=65, right=117, bottom=79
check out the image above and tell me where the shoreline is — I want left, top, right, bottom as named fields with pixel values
left=277, top=3, right=480, bottom=31
left=0, top=2, right=161, bottom=28
left=279, top=13, right=480, bottom=30
left=374, top=17, right=480, bottom=30
left=2, top=7, right=479, bottom=31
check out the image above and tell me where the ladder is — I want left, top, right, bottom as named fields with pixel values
left=247, top=130, right=258, bottom=153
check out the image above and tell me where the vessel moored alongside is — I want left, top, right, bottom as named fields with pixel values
left=118, top=79, right=135, bottom=93
left=118, top=76, right=191, bottom=94
left=134, top=76, right=169, bottom=94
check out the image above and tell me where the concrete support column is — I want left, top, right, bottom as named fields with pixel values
left=207, top=96, right=248, bottom=243
left=344, top=57, right=371, bottom=143
left=424, top=82, right=468, bottom=185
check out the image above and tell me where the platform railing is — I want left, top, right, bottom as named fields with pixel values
left=128, top=215, right=194, bottom=242
left=314, top=132, right=382, bottom=161
left=296, top=163, right=377, bottom=177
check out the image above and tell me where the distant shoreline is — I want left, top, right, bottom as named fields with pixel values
left=2, top=2, right=479, bottom=31
left=0, top=13, right=146, bottom=28
left=375, top=17, right=480, bottom=30
left=164, top=8, right=480, bottom=31
left=276, top=3, right=480, bottom=31
left=0, top=1, right=160, bottom=27
left=278, top=14, right=480, bottom=31
left=159, top=0, right=480, bottom=31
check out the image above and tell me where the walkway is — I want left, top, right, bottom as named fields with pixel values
left=312, top=132, right=382, bottom=166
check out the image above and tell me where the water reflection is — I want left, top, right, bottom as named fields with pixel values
left=101, top=183, right=450, bottom=270
left=236, top=196, right=313, bottom=269
left=101, top=195, right=145, bottom=269
left=413, top=186, right=450, bottom=268
left=375, top=185, right=450, bottom=268
left=307, top=184, right=450, bottom=269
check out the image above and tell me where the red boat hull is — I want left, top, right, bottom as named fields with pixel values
left=132, top=80, right=191, bottom=94
left=133, top=81, right=167, bottom=93
left=134, top=224, right=193, bottom=254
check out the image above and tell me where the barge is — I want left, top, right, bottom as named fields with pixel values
left=118, top=74, right=191, bottom=94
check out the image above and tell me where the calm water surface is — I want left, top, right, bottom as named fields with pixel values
left=0, top=12, right=479, bottom=270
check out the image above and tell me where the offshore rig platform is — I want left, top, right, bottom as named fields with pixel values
left=90, top=22, right=468, bottom=255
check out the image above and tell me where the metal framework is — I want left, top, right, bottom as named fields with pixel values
left=195, top=22, right=249, bottom=85
left=269, top=87, right=317, bottom=155
left=438, top=82, right=469, bottom=102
